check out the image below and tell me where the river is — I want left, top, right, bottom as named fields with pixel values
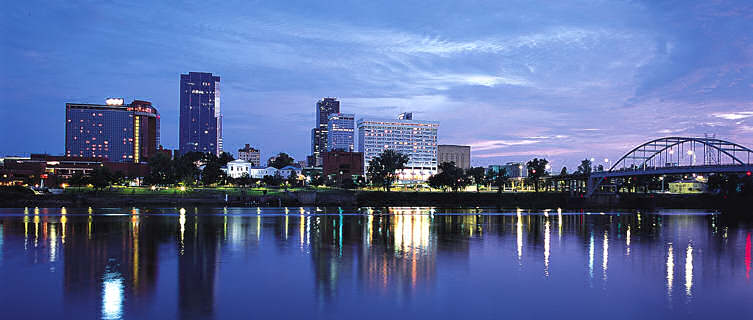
left=0, top=207, right=751, bottom=319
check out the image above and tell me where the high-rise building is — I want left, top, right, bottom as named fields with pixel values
left=438, top=145, right=471, bottom=170
left=179, top=72, right=222, bottom=156
left=237, top=144, right=261, bottom=165
left=357, top=113, right=439, bottom=183
left=327, top=113, right=354, bottom=152
left=65, top=98, right=160, bottom=163
left=310, top=98, right=340, bottom=166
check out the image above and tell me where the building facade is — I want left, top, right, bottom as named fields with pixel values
left=323, top=150, right=364, bottom=185
left=327, top=113, right=355, bottom=152
left=438, top=145, right=471, bottom=170
left=237, top=144, right=261, bottom=165
left=179, top=72, right=222, bottom=156
left=310, top=98, right=340, bottom=166
left=357, top=114, right=439, bottom=183
left=65, top=98, right=160, bottom=163
left=225, top=160, right=277, bottom=179
left=487, top=162, right=528, bottom=178
left=1, top=154, right=149, bottom=187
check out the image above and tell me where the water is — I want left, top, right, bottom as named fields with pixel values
left=0, top=207, right=751, bottom=319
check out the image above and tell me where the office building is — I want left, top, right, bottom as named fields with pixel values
left=310, top=98, right=340, bottom=166
left=438, top=145, right=471, bottom=170
left=327, top=113, right=355, bottom=152
left=357, top=113, right=439, bottom=183
left=237, top=144, right=261, bottom=165
left=487, top=162, right=528, bottom=178
left=179, top=72, right=222, bottom=155
left=65, top=98, right=160, bottom=163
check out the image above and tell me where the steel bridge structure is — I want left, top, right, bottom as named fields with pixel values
left=586, top=137, right=753, bottom=196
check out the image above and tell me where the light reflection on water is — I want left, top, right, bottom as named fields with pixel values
left=0, top=207, right=751, bottom=319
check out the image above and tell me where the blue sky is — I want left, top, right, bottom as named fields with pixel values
left=2, top=0, right=752, bottom=171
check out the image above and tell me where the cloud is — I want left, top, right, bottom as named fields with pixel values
left=713, top=111, right=753, bottom=120
left=469, top=139, right=541, bottom=152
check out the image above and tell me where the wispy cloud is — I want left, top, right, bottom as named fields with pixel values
left=713, top=111, right=753, bottom=120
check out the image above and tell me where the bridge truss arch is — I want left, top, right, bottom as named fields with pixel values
left=609, top=136, right=753, bottom=171
left=586, top=136, right=753, bottom=196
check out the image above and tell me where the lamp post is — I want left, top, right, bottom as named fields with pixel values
left=659, top=176, right=664, bottom=193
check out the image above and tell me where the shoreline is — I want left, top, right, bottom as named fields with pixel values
left=1, top=189, right=750, bottom=211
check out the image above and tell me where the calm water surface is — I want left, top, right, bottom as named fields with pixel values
left=0, top=207, right=751, bottom=319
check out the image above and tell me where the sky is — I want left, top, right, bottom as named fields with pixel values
left=1, top=0, right=752, bottom=171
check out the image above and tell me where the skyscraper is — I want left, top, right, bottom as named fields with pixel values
left=310, top=97, right=340, bottom=166
left=65, top=98, right=160, bottom=163
left=358, top=113, right=439, bottom=183
left=327, top=113, right=355, bottom=152
left=179, top=72, right=222, bottom=156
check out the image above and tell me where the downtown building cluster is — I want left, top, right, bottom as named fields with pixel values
left=1, top=71, right=484, bottom=187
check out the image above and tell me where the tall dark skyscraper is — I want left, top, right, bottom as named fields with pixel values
left=179, top=72, right=222, bottom=156
left=65, top=98, right=160, bottom=163
left=310, top=97, right=340, bottom=166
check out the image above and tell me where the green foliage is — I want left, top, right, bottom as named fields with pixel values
left=68, top=171, right=86, bottom=187
left=485, top=169, right=509, bottom=194
left=268, top=153, right=295, bottom=169
left=366, top=149, right=409, bottom=191
left=145, top=152, right=175, bottom=186
left=262, top=173, right=283, bottom=186
left=174, top=152, right=202, bottom=185
left=526, top=158, right=549, bottom=192
left=428, top=162, right=470, bottom=192
left=201, top=153, right=228, bottom=186
left=467, top=167, right=486, bottom=192
left=559, top=167, right=568, bottom=176
left=577, top=159, right=592, bottom=175
left=89, top=166, right=113, bottom=190
left=218, top=152, right=235, bottom=166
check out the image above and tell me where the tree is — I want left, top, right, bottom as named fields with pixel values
left=145, top=152, right=175, bottom=186
left=526, top=158, right=549, bottom=192
left=577, top=159, right=592, bottom=175
left=268, top=153, right=295, bottom=169
left=69, top=171, right=86, bottom=187
left=366, top=149, right=409, bottom=191
left=429, top=162, right=470, bottom=192
left=559, top=167, right=568, bottom=176
left=201, top=153, right=226, bottom=186
left=112, top=171, right=126, bottom=186
left=218, top=152, right=235, bottom=166
left=174, top=152, right=202, bottom=185
left=235, top=173, right=253, bottom=187
left=468, top=167, right=486, bottom=192
left=89, top=166, right=113, bottom=190
left=263, top=173, right=283, bottom=186
left=486, top=169, right=509, bottom=194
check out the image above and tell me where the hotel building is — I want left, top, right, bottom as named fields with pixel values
left=65, top=98, right=160, bottom=163
left=357, top=114, right=439, bottom=183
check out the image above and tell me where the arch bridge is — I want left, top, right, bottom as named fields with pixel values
left=586, top=137, right=753, bottom=196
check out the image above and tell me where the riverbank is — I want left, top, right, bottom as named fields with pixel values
left=1, top=186, right=750, bottom=210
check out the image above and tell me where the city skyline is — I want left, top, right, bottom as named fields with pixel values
left=2, top=1, right=753, bottom=171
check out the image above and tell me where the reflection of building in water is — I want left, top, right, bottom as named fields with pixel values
left=62, top=211, right=162, bottom=319
left=178, top=215, right=222, bottom=319
left=358, top=212, right=437, bottom=296
left=309, top=214, right=360, bottom=304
